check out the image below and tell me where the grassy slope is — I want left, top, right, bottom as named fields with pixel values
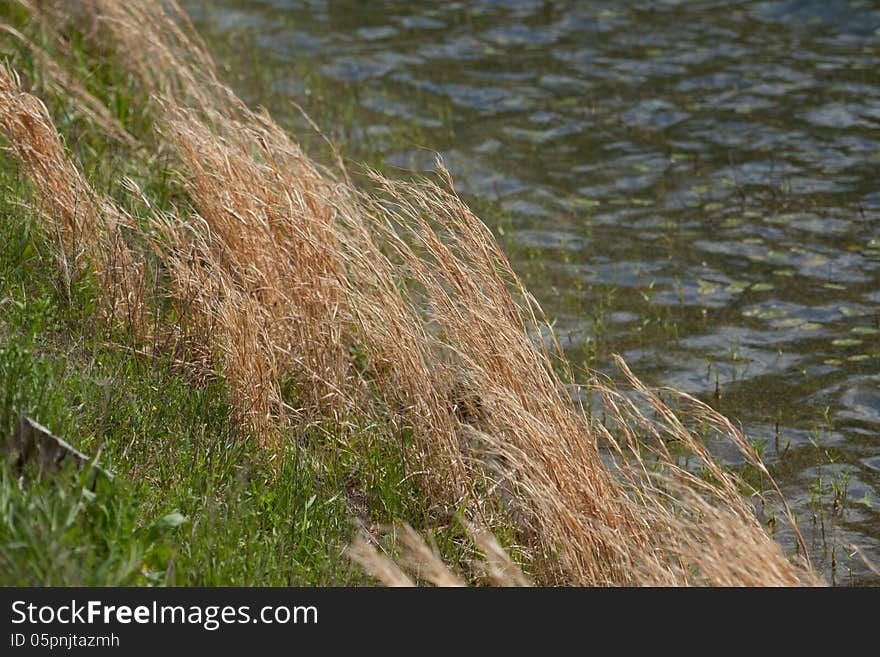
left=0, top=6, right=471, bottom=587
left=0, top=2, right=819, bottom=587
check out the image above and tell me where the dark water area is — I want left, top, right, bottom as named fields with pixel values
left=182, top=0, right=880, bottom=584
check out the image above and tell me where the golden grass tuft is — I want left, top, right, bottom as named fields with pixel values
left=0, top=64, right=146, bottom=330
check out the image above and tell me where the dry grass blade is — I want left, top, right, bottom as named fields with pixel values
left=0, top=64, right=146, bottom=329
left=462, top=519, right=532, bottom=587
left=390, top=524, right=466, bottom=587
left=345, top=532, right=416, bottom=588
left=847, top=544, right=880, bottom=578
left=348, top=523, right=530, bottom=588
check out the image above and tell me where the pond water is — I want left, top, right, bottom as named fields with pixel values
left=182, top=0, right=880, bottom=585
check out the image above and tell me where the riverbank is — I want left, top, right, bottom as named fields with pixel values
left=0, top=0, right=819, bottom=586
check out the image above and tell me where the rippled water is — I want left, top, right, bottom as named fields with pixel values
left=182, top=0, right=880, bottom=584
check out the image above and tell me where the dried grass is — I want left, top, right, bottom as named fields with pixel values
left=347, top=522, right=529, bottom=587
left=0, top=65, right=146, bottom=330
